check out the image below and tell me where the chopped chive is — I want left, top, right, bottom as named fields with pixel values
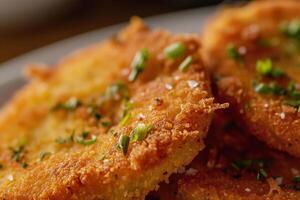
left=9, top=146, right=25, bottom=163
left=257, top=168, right=268, bottom=180
left=179, top=56, right=193, bottom=72
left=118, top=135, right=130, bottom=155
left=55, top=133, right=74, bottom=144
left=254, top=83, right=271, bottom=94
left=21, top=162, right=28, bottom=169
left=53, top=97, right=81, bottom=111
left=87, top=106, right=102, bottom=120
left=105, top=81, right=129, bottom=100
left=164, top=42, right=186, bottom=59
left=130, top=123, right=152, bottom=142
left=101, top=121, right=112, bottom=127
left=231, top=160, right=253, bottom=170
left=293, top=176, right=300, bottom=183
left=256, top=59, right=285, bottom=78
left=119, top=113, right=131, bottom=126
left=253, top=82, right=286, bottom=96
left=283, top=99, right=300, bottom=107
left=256, top=59, right=272, bottom=75
left=39, top=152, right=51, bottom=161
left=76, top=132, right=97, bottom=145
left=128, top=48, right=149, bottom=81
left=227, top=44, right=242, bottom=61
left=281, top=20, right=300, bottom=40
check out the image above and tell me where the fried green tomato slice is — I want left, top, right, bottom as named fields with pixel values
left=202, top=0, right=300, bottom=157
left=0, top=18, right=225, bottom=199
left=149, top=111, right=300, bottom=200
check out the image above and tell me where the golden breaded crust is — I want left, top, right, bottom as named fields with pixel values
left=149, top=112, right=300, bottom=200
left=0, top=18, right=225, bottom=199
left=202, top=0, right=300, bottom=157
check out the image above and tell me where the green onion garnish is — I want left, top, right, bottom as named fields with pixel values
left=256, top=59, right=273, bottom=75
left=231, top=160, right=253, bottom=170
left=164, top=42, right=186, bottom=59
left=254, top=83, right=271, bottom=94
left=281, top=20, right=300, bottom=41
left=39, top=152, right=51, bottom=161
left=76, top=131, right=97, bottom=145
left=257, top=168, right=268, bottom=180
left=105, top=81, right=129, bottom=100
left=227, top=44, right=242, bottom=61
left=256, top=59, right=285, bottom=78
left=118, top=135, right=130, bottom=155
left=179, top=56, right=193, bottom=72
left=120, top=113, right=131, bottom=126
left=130, top=123, right=152, bottom=142
left=53, top=97, right=81, bottom=111
left=101, top=121, right=112, bottom=127
left=128, top=48, right=149, bottom=82
left=293, top=176, right=300, bottom=183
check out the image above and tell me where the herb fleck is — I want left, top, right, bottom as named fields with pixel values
left=118, top=135, right=130, bottom=155
left=164, top=42, right=186, bottom=59
left=129, top=48, right=150, bottom=81
left=179, top=56, right=193, bottom=72
left=130, top=123, right=152, bottom=142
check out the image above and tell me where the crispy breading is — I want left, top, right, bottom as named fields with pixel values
left=0, top=18, right=225, bottom=199
left=201, top=0, right=300, bottom=157
left=149, top=111, right=300, bottom=200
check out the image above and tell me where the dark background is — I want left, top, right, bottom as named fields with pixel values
left=0, top=0, right=231, bottom=64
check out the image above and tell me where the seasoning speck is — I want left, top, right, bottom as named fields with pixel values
left=187, top=80, right=198, bottom=89
left=280, top=112, right=286, bottom=120
left=165, top=83, right=173, bottom=90
left=7, top=174, right=13, bottom=181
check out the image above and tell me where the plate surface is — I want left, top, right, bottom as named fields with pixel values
left=0, top=6, right=216, bottom=106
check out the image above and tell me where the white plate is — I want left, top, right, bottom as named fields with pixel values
left=0, top=6, right=216, bottom=106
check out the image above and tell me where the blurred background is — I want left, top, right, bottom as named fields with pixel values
left=0, top=0, right=232, bottom=64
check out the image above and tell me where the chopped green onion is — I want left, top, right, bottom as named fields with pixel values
left=254, top=83, right=271, bottom=94
left=231, top=160, right=252, bottom=170
left=128, top=48, right=149, bottom=81
left=281, top=20, right=300, bottom=40
left=164, top=42, right=186, bottom=59
left=254, top=82, right=286, bottom=95
left=293, top=176, right=300, bottom=183
left=256, top=59, right=285, bottom=78
left=101, top=121, right=112, bottom=127
left=257, top=168, right=268, bottom=180
left=119, top=113, right=131, bottom=126
left=118, top=135, right=130, bottom=155
left=76, top=131, right=97, bottom=145
left=179, top=56, right=193, bottom=72
left=271, top=68, right=285, bottom=78
left=256, top=59, right=272, bottom=75
left=130, top=123, right=152, bottom=142
left=53, top=97, right=81, bottom=111
left=283, top=99, right=300, bottom=107
left=227, top=44, right=242, bottom=61
left=105, top=81, right=129, bottom=100
left=21, top=162, right=28, bottom=169
left=9, top=146, right=25, bottom=163
left=39, top=152, right=51, bottom=161
left=87, top=106, right=102, bottom=120
left=55, top=133, right=74, bottom=144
